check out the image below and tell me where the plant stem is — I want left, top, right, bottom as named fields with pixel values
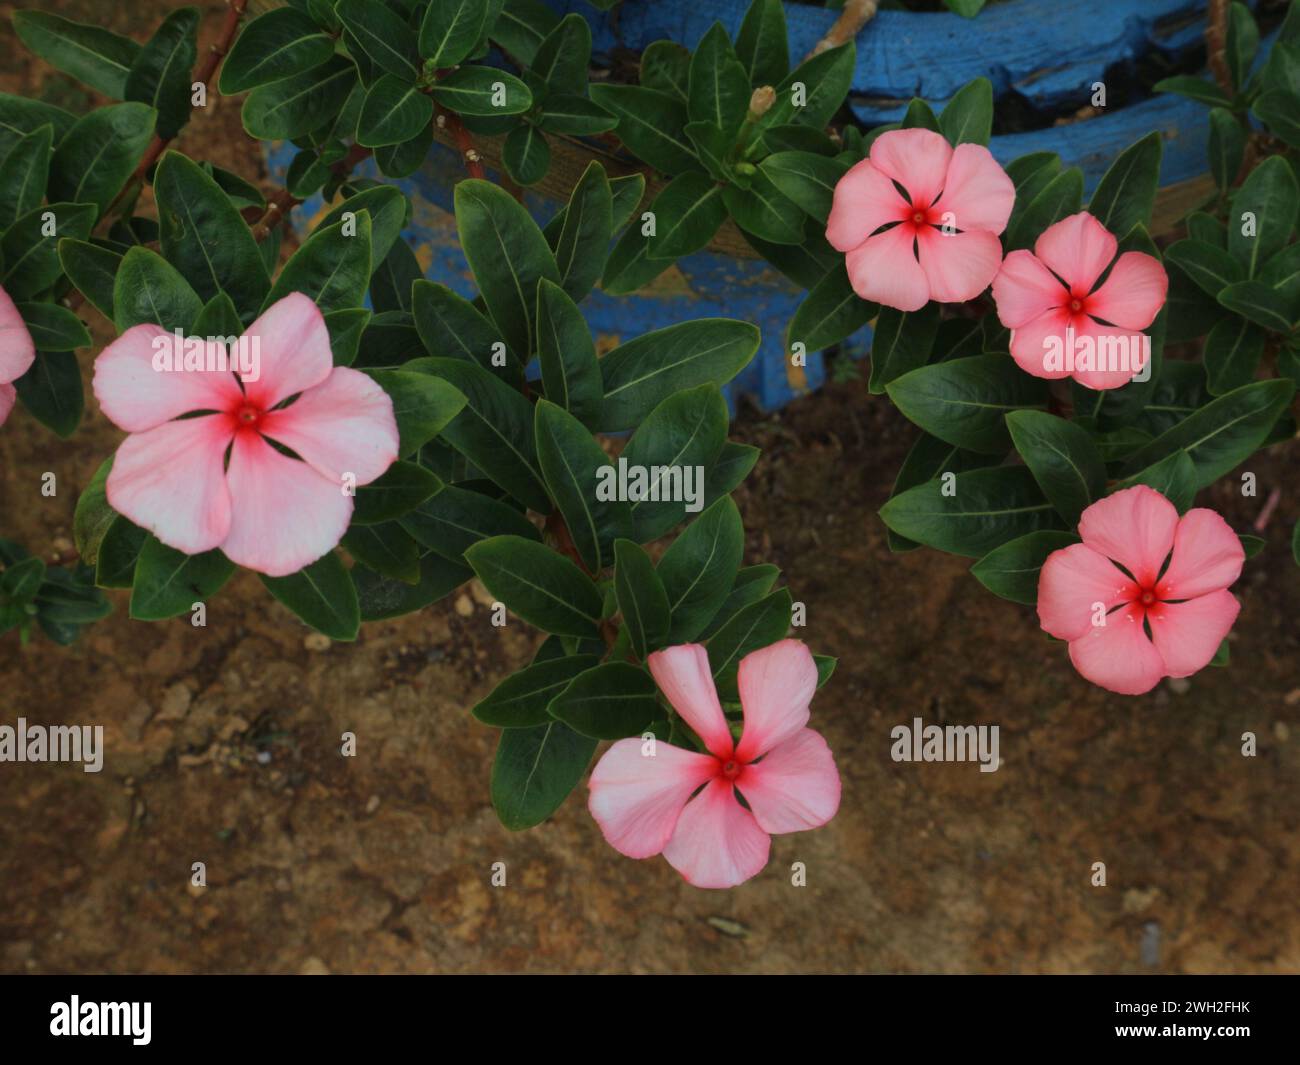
left=804, top=0, right=878, bottom=60
left=1206, top=0, right=1232, bottom=94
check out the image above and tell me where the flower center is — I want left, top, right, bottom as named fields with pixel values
left=236, top=403, right=264, bottom=428
left=1139, top=589, right=1157, bottom=606
left=720, top=760, right=742, bottom=780
left=1069, top=298, right=1083, bottom=313
left=912, top=211, right=926, bottom=225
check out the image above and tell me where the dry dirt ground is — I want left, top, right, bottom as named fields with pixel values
left=1, top=1, right=1298, bottom=974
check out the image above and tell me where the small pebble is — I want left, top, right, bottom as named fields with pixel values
left=304, top=633, right=331, bottom=651
left=1166, top=676, right=1191, bottom=695
left=454, top=594, right=474, bottom=617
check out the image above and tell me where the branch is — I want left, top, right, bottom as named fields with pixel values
left=804, top=0, right=878, bottom=61
left=434, top=103, right=486, bottom=180
left=1206, top=0, right=1232, bottom=94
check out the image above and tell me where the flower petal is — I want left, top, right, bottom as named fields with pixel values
left=1077, top=485, right=1178, bottom=588
left=738, top=728, right=840, bottom=835
left=1069, top=316, right=1150, bottom=391
left=1157, top=509, right=1245, bottom=601
left=936, top=143, right=1014, bottom=233
left=1009, top=306, right=1074, bottom=380
left=1067, top=602, right=1166, bottom=695
left=1087, top=251, right=1167, bottom=330
left=646, top=644, right=734, bottom=759
left=93, top=323, right=243, bottom=433
left=239, top=292, right=333, bottom=410
left=1034, top=211, right=1117, bottom=294
left=0, top=284, right=35, bottom=385
left=221, top=429, right=353, bottom=577
left=587, top=737, right=720, bottom=859
left=1037, top=542, right=1139, bottom=641
left=735, top=638, right=819, bottom=763
left=826, top=158, right=908, bottom=252
left=662, top=778, right=771, bottom=889
left=915, top=225, right=1003, bottom=304
left=1147, top=589, right=1240, bottom=678
left=993, top=249, right=1067, bottom=329
left=105, top=415, right=235, bottom=555
left=0, top=382, right=14, bottom=426
left=260, top=367, right=399, bottom=487
left=845, top=223, right=930, bottom=312
left=869, top=128, right=952, bottom=208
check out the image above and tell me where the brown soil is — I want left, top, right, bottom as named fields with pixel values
left=1, top=1, right=1298, bottom=975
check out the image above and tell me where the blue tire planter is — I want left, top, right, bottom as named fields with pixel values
left=266, top=0, right=1247, bottom=414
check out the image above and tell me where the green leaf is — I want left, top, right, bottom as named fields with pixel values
left=365, top=366, right=467, bottom=457
left=353, top=549, right=470, bottom=620
left=357, top=74, right=434, bottom=148
left=1228, top=156, right=1298, bottom=277
left=13, top=350, right=82, bottom=436
left=657, top=496, right=744, bottom=642
left=867, top=303, right=940, bottom=393
left=887, top=353, right=1047, bottom=454
left=970, top=530, right=1078, bottom=605
left=735, top=0, right=789, bottom=87
left=699, top=563, right=780, bottom=639
left=113, top=246, right=203, bottom=331
left=1154, top=74, right=1232, bottom=108
left=1217, top=280, right=1295, bottom=333
left=549, top=661, right=659, bottom=740
left=688, top=22, right=749, bottom=140
left=550, top=160, right=612, bottom=302
left=412, top=279, right=518, bottom=378
left=473, top=654, right=600, bottom=727
left=536, top=94, right=617, bottom=135
left=419, top=0, right=498, bottom=69
left=1260, top=241, right=1300, bottom=323
left=314, top=185, right=409, bottom=279
left=242, top=55, right=357, bottom=140
left=1165, top=238, right=1244, bottom=298
left=536, top=278, right=601, bottom=427
left=1252, top=90, right=1300, bottom=148
left=466, top=535, right=603, bottom=637
left=754, top=42, right=854, bottom=135
left=1, top=556, right=45, bottom=602
left=723, top=170, right=804, bottom=244
left=373, top=123, right=433, bottom=179
left=879, top=466, right=1059, bottom=557
left=341, top=522, right=420, bottom=583
left=0, top=93, right=74, bottom=160
left=405, top=357, right=549, bottom=510
left=400, top=480, right=539, bottom=562
left=760, top=151, right=849, bottom=224
left=600, top=223, right=672, bottom=295
left=788, top=264, right=876, bottom=352
left=72, top=457, right=115, bottom=565
left=645, top=171, right=727, bottom=260
left=531, top=12, right=591, bottom=97
left=0, top=124, right=52, bottom=229
left=16, top=302, right=90, bottom=351
left=623, top=384, right=730, bottom=542
left=49, top=103, right=155, bottom=220
left=1005, top=409, right=1106, bottom=524
left=324, top=307, right=372, bottom=366
left=587, top=84, right=700, bottom=174
left=939, top=77, right=993, bottom=146
left=95, top=516, right=147, bottom=588
left=12, top=11, right=140, bottom=99
left=155, top=151, right=270, bottom=316
left=1203, top=314, right=1268, bottom=395
left=129, top=538, right=233, bottom=620
left=1117, top=449, right=1199, bottom=513
left=598, top=319, right=759, bottom=433
left=0, top=202, right=94, bottom=299
left=335, top=0, right=419, bottom=78
left=352, top=461, right=441, bottom=525
left=125, top=7, right=198, bottom=139
left=1087, top=131, right=1161, bottom=239
left=1208, top=108, right=1247, bottom=191
left=1121, top=379, right=1295, bottom=488
left=502, top=122, right=550, bottom=185
left=707, top=588, right=792, bottom=699
left=1225, top=1, right=1258, bottom=91
left=491, top=720, right=596, bottom=830
left=220, top=7, right=335, bottom=94
left=266, top=212, right=372, bottom=313
left=613, top=538, right=670, bottom=660
left=430, top=67, right=533, bottom=116
left=261, top=552, right=360, bottom=640
left=1005, top=166, right=1084, bottom=251
left=454, top=178, right=559, bottom=356
left=535, top=399, right=632, bottom=572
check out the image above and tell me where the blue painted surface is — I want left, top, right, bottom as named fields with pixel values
left=269, top=0, right=1250, bottom=414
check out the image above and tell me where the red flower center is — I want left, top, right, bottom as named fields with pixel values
left=1070, top=297, right=1083, bottom=313
left=1140, top=589, right=1157, bottom=606
left=720, top=760, right=742, bottom=780
left=236, top=403, right=264, bottom=428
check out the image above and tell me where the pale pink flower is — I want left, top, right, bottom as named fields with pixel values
left=992, top=211, right=1167, bottom=390
left=1037, top=485, right=1243, bottom=696
left=587, top=640, right=840, bottom=889
left=0, top=284, right=36, bottom=427
left=93, top=293, right=398, bottom=577
left=826, top=127, right=1014, bottom=312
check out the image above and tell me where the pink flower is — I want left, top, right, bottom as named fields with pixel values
left=587, top=640, right=840, bottom=889
left=825, top=128, right=1014, bottom=312
left=0, top=284, right=36, bottom=427
left=992, top=211, right=1167, bottom=390
left=93, top=293, right=399, bottom=577
left=1037, top=485, right=1244, bottom=696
